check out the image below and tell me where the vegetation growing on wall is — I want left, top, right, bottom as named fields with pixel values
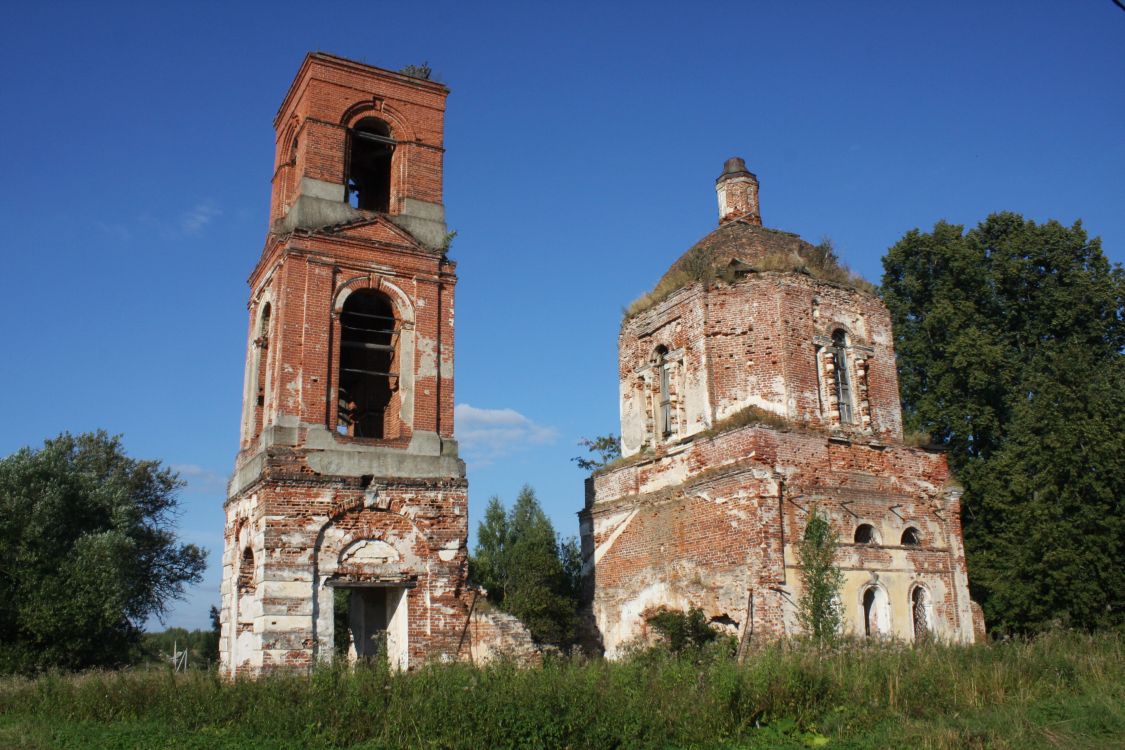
left=644, top=607, right=728, bottom=654
left=624, top=237, right=874, bottom=320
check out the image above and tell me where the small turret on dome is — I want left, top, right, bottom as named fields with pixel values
left=715, top=156, right=761, bottom=226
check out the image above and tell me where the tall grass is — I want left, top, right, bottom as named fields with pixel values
left=1, top=632, right=1121, bottom=749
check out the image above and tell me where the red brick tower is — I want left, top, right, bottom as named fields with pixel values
left=220, top=54, right=468, bottom=674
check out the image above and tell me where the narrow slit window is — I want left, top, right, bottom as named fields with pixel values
left=338, top=291, right=396, bottom=438
left=252, top=303, right=271, bottom=440
left=655, top=347, right=672, bottom=438
left=831, top=329, right=854, bottom=424
left=347, top=118, right=394, bottom=212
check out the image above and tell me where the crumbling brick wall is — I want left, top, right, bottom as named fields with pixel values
left=586, top=168, right=976, bottom=655
left=465, top=602, right=541, bottom=665
left=221, top=54, right=467, bottom=676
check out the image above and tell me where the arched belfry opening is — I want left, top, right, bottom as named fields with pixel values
left=338, top=290, right=397, bottom=439
left=347, top=117, right=395, bottom=212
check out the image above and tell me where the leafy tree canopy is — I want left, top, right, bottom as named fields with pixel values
left=469, top=485, right=581, bottom=647
left=882, top=214, right=1124, bottom=633
left=0, top=431, right=207, bottom=672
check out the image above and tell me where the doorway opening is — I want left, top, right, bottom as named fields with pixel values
left=332, top=585, right=409, bottom=668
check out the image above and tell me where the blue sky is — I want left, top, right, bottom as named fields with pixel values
left=1, top=1, right=1122, bottom=631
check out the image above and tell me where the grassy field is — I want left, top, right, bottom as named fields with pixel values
left=0, top=632, right=1120, bottom=749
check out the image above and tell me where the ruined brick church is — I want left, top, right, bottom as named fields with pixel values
left=220, top=53, right=979, bottom=674
left=579, top=159, right=982, bottom=655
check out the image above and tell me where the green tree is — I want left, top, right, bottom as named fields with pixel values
left=882, top=214, right=1125, bottom=633
left=468, top=496, right=510, bottom=604
left=796, top=508, right=844, bottom=642
left=469, top=485, right=580, bottom=647
left=571, top=434, right=621, bottom=471
left=0, top=431, right=207, bottom=672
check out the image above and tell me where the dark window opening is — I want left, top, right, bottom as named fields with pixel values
left=863, top=587, right=876, bottom=637
left=347, top=118, right=394, bottom=212
left=831, top=329, right=854, bottom=424
left=238, top=547, right=255, bottom=593
left=656, top=346, right=672, bottom=438
left=854, top=523, right=877, bottom=544
left=338, top=290, right=396, bottom=439
left=901, top=527, right=921, bottom=546
left=255, top=304, right=271, bottom=409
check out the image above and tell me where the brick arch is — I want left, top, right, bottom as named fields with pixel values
left=332, top=274, right=415, bottom=325
left=277, top=115, right=300, bottom=164
left=341, top=101, right=418, bottom=144
left=310, top=507, right=434, bottom=663
left=821, top=322, right=866, bottom=347
left=318, top=509, right=430, bottom=583
left=241, top=290, right=276, bottom=446
left=330, top=274, right=418, bottom=437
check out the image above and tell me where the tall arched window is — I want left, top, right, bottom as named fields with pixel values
left=911, top=587, right=931, bottom=641
left=862, top=586, right=889, bottom=637
left=252, top=303, right=271, bottom=440
left=347, top=118, right=394, bottom=212
left=338, top=290, right=396, bottom=438
left=831, top=329, right=854, bottom=424
left=658, top=347, right=672, bottom=437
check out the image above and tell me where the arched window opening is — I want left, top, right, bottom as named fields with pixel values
left=347, top=118, right=394, bottom=212
left=901, top=527, right=922, bottom=546
left=911, top=587, right=931, bottom=642
left=831, top=329, right=854, bottom=424
left=862, top=586, right=889, bottom=637
left=238, top=547, right=256, bottom=594
left=862, top=588, right=876, bottom=637
left=854, top=523, right=878, bottom=545
left=655, top=346, right=672, bottom=438
left=338, top=290, right=396, bottom=439
left=253, top=303, right=271, bottom=439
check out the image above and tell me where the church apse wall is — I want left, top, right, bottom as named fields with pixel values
left=582, top=158, right=980, bottom=656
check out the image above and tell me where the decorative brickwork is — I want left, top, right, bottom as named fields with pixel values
left=582, top=160, right=978, bottom=655
left=220, top=54, right=468, bottom=675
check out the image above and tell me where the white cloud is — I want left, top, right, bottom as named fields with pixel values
left=454, top=403, right=558, bottom=465
left=100, top=199, right=222, bottom=243
left=171, top=463, right=228, bottom=494
left=179, top=200, right=222, bottom=234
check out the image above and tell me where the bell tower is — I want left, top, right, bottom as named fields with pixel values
left=220, top=54, right=468, bottom=675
